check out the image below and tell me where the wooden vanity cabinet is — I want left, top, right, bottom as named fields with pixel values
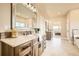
left=32, top=38, right=39, bottom=56
left=1, top=41, right=32, bottom=56
left=1, top=36, right=45, bottom=56
left=19, top=41, right=32, bottom=56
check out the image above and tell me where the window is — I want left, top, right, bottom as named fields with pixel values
left=16, top=22, right=26, bottom=29
left=53, top=25, right=61, bottom=33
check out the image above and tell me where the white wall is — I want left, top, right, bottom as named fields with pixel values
left=34, top=15, right=46, bottom=41
left=49, top=16, right=67, bottom=39
left=67, top=9, right=79, bottom=41
left=0, top=4, right=11, bottom=32
left=37, top=16, right=46, bottom=35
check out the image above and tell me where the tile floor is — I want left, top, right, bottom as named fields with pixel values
left=41, top=36, right=79, bottom=56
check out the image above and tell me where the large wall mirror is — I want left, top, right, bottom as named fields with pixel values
left=12, top=3, right=37, bottom=31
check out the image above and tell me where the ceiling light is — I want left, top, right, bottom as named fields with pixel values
left=22, top=3, right=37, bottom=13
left=27, top=4, right=31, bottom=8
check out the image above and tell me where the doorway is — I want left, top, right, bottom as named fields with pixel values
left=53, top=25, right=61, bottom=38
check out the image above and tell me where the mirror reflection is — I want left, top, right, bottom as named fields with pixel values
left=14, top=3, right=36, bottom=31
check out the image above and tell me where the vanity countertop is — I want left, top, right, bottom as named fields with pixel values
left=0, top=34, right=38, bottom=47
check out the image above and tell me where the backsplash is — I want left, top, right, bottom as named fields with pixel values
left=18, top=31, right=32, bottom=36
left=0, top=31, right=32, bottom=39
left=0, top=32, right=5, bottom=39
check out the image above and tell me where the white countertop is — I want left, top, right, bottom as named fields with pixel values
left=0, top=34, right=38, bottom=47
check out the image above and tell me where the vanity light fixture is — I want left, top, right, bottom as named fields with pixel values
left=23, top=3, right=37, bottom=13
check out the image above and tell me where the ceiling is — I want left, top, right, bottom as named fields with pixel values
left=33, top=3, right=79, bottom=19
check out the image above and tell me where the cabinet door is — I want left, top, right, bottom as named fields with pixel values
left=33, top=42, right=39, bottom=56
left=1, top=42, right=14, bottom=56
left=15, top=41, right=32, bottom=56
left=0, top=42, right=1, bottom=56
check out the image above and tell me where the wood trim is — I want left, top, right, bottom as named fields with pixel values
left=10, top=3, right=13, bottom=29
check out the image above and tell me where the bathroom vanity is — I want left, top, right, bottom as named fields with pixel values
left=1, top=35, right=39, bottom=56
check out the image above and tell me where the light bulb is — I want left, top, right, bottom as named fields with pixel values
left=30, top=6, right=34, bottom=10
left=27, top=4, right=31, bottom=8
left=33, top=9, right=36, bottom=12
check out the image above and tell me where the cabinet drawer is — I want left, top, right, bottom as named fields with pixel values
left=19, top=41, right=31, bottom=48
left=33, top=42, right=39, bottom=56
left=18, top=41, right=32, bottom=56
left=19, top=47, right=31, bottom=56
